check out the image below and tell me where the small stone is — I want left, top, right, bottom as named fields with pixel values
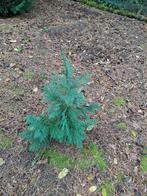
left=0, top=158, right=5, bottom=166
left=138, top=110, right=143, bottom=114
left=33, top=87, right=38, bottom=92
left=28, top=55, right=33, bottom=59
left=10, top=63, right=16, bottom=68
left=89, top=186, right=97, bottom=193
left=114, top=158, right=118, bottom=165
left=5, top=78, right=10, bottom=82
left=58, top=168, right=69, bottom=179
left=10, top=40, right=17, bottom=43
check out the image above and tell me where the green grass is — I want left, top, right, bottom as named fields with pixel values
left=140, top=155, right=147, bottom=173
left=12, top=85, right=25, bottom=96
left=115, top=122, right=127, bottom=130
left=89, top=143, right=107, bottom=171
left=43, top=143, right=108, bottom=171
left=43, top=148, right=75, bottom=169
left=0, top=131, right=13, bottom=150
left=114, top=98, right=126, bottom=107
left=116, top=171, right=125, bottom=183
left=23, top=71, right=34, bottom=80
left=39, top=73, right=48, bottom=81
left=79, top=0, right=147, bottom=22
left=0, top=24, right=15, bottom=31
left=99, top=180, right=115, bottom=196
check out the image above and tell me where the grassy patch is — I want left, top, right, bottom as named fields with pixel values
left=23, top=71, right=34, bottom=80
left=43, top=148, right=75, bottom=169
left=115, top=122, right=127, bottom=130
left=39, top=73, right=48, bottom=81
left=99, top=180, right=115, bottom=196
left=114, top=98, right=126, bottom=107
left=109, top=109, right=116, bottom=114
left=41, top=26, right=49, bottom=33
left=140, top=155, right=147, bottom=173
left=43, top=143, right=107, bottom=171
left=12, top=85, right=25, bottom=96
left=77, top=155, right=95, bottom=169
left=89, top=143, right=107, bottom=171
left=116, top=171, right=126, bottom=183
left=0, top=24, right=15, bottom=31
left=0, top=131, right=13, bottom=150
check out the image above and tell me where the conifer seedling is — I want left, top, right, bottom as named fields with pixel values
left=0, top=0, right=36, bottom=16
left=19, top=52, right=101, bottom=152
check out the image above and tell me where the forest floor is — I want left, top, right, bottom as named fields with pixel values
left=0, top=0, right=147, bottom=195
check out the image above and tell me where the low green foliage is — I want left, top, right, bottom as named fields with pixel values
left=12, top=85, right=25, bottom=96
left=115, top=122, right=127, bottom=130
left=0, top=0, right=36, bottom=16
left=23, top=71, right=34, bottom=80
left=77, top=157, right=95, bottom=169
left=114, top=98, right=126, bottom=107
left=116, top=171, right=125, bottom=183
left=99, top=180, right=115, bottom=196
left=77, top=143, right=107, bottom=170
left=0, top=131, right=13, bottom=150
left=140, top=155, right=147, bottom=173
left=89, top=143, right=107, bottom=171
left=43, top=148, right=75, bottom=169
left=41, top=27, right=49, bottom=33
left=19, top=52, right=101, bottom=153
left=14, top=47, right=23, bottom=53
left=43, top=143, right=107, bottom=171
left=0, top=24, right=14, bottom=31
left=39, top=73, right=48, bottom=81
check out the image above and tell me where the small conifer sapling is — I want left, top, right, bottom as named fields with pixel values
left=19, top=52, right=101, bottom=152
left=0, top=0, right=36, bottom=16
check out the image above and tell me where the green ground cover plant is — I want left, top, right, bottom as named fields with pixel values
left=0, top=131, right=13, bottom=150
left=42, top=143, right=107, bottom=171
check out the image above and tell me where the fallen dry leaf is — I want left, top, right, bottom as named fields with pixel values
left=58, top=168, right=69, bottom=179
left=89, top=185, right=97, bottom=193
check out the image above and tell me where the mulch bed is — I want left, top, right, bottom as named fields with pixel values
left=0, top=0, right=147, bottom=195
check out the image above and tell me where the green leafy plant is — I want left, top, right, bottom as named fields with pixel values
left=0, top=131, right=13, bottom=150
left=114, top=98, right=126, bottom=107
left=140, top=155, right=147, bottom=173
left=0, top=0, right=36, bottom=16
left=115, top=122, right=127, bottom=130
left=42, top=143, right=107, bottom=171
left=43, top=148, right=75, bottom=169
left=89, top=143, right=107, bottom=171
left=99, top=180, right=115, bottom=196
left=19, top=52, right=101, bottom=153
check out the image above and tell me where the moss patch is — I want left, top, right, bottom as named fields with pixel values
left=0, top=131, right=13, bottom=150
left=0, top=24, right=15, bottom=31
left=12, top=85, right=25, bottom=96
left=23, top=71, right=34, bottom=80
left=115, top=122, right=127, bottom=130
left=88, top=143, right=107, bottom=171
left=43, top=148, right=75, bottom=169
left=114, top=98, right=126, bottom=107
left=140, top=155, right=147, bottom=173
left=43, top=143, right=107, bottom=171
left=99, top=180, right=115, bottom=196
